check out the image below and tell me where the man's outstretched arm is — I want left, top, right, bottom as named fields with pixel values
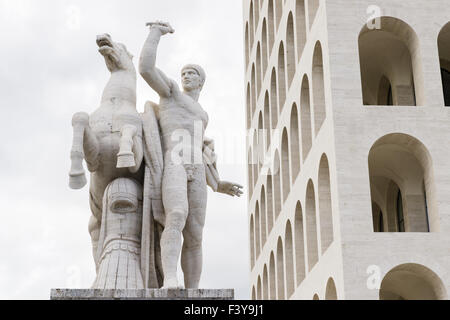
left=139, top=22, right=174, bottom=98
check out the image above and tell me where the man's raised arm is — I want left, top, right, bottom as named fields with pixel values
left=139, top=22, right=175, bottom=98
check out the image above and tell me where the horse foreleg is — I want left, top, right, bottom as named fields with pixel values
left=117, top=124, right=137, bottom=168
left=69, top=112, right=89, bottom=189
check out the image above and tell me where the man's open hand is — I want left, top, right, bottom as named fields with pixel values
left=146, top=21, right=175, bottom=35
left=218, top=181, right=244, bottom=197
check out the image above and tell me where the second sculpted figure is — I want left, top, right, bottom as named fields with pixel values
left=139, top=21, right=244, bottom=289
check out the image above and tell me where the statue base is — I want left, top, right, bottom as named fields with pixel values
left=50, top=289, right=234, bottom=300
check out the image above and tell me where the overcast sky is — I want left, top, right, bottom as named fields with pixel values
left=0, top=0, right=249, bottom=299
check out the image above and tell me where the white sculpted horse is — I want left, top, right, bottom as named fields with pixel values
left=68, top=34, right=144, bottom=266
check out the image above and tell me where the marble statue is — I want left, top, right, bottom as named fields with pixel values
left=67, top=25, right=243, bottom=292
left=139, top=21, right=243, bottom=289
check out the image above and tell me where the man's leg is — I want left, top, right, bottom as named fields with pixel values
left=161, top=163, right=188, bottom=288
left=182, top=166, right=207, bottom=289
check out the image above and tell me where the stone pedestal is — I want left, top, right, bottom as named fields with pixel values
left=50, top=289, right=234, bottom=300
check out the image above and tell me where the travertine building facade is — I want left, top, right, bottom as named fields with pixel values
left=244, top=0, right=450, bottom=300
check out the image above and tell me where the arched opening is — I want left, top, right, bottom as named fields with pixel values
left=263, top=265, right=269, bottom=300
left=290, top=104, right=301, bottom=180
left=260, top=186, right=267, bottom=245
left=264, top=92, right=271, bottom=150
left=246, top=83, right=252, bottom=129
left=273, top=151, right=282, bottom=220
left=267, top=174, right=274, bottom=233
left=251, top=64, right=256, bottom=115
left=268, top=0, right=275, bottom=53
left=380, top=263, right=447, bottom=300
left=285, top=221, right=295, bottom=298
left=318, top=154, right=333, bottom=252
left=281, top=128, right=291, bottom=202
left=270, top=68, right=279, bottom=129
left=286, top=12, right=296, bottom=87
left=275, top=0, right=283, bottom=30
left=257, top=112, right=264, bottom=172
left=371, top=202, right=385, bottom=232
left=294, top=202, right=306, bottom=285
left=254, top=0, right=260, bottom=28
left=257, top=276, right=262, bottom=300
left=269, top=252, right=276, bottom=300
left=359, top=17, right=422, bottom=106
left=308, top=0, right=319, bottom=28
left=368, top=133, right=437, bottom=232
left=325, top=278, right=338, bottom=300
left=296, top=0, right=307, bottom=61
left=252, top=131, right=258, bottom=187
left=249, top=1, right=254, bottom=48
left=300, top=75, right=312, bottom=161
left=255, top=201, right=261, bottom=257
left=245, top=23, right=249, bottom=68
left=438, top=22, right=450, bottom=106
left=262, top=19, right=269, bottom=77
left=306, top=180, right=319, bottom=271
left=278, top=42, right=287, bottom=112
left=276, top=237, right=285, bottom=300
left=313, top=294, right=319, bottom=300
left=250, top=214, right=255, bottom=268
left=256, top=43, right=262, bottom=96
left=252, top=286, right=256, bottom=300
left=312, top=41, right=326, bottom=136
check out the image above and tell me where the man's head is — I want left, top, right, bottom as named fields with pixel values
left=181, top=64, right=206, bottom=92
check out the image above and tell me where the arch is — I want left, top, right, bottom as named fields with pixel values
left=359, top=16, right=422, bottom=106
left=268, top=0, right=275, bottom=53
left=255, top=201, right=261, bottom=257
left=250, top=214, right=255, bottom=269
left=300, top=75, right=312, bottom=161
left=254, top=0, right=260, bottom=28
left=281, top=128, right=291, bottom=202
left=245, top=23, right=250, bottom=68
left=256, top=43, right=262, bottom=96
left=249, top=1, right=255, bottom=48
left=260, top=186, right=267, bottom=245
left=252, top=286, right=256, bottom=300
left=257, top=276, right=262, bottom=300
left=270, top=68, right=279, bottom=129
left=285, top=221, right=295, bottom=298
left=318, top=154, right=334, bottom=252
left=253, top=129, right=258, bottom=186
left=262, top=19, right=269, bottom=77
left=438, top=22, right=450, bottom=106
left=290, top=103, right=301, bottom=180
left=286, top=12, right=296, bottom=87
left=368, top=133, right=437, bottom=232
left=296, top=0, right=307, bottom=61
left=312, top=41, right=326, bottom=136
left=251, top=64, right=256, bottom=115
left=269, top=252, right=276, bottom=300
left=313, top=294, right=320, bottom=300
left=264, top=92, right=271, bottom=150
left=325, top=277, right=338, bottom=300
left=308, top=0, right=319, bottom=28
left=294, top=202, right=306, bottom=285
left=273, top=151, right=282, bottom=219
left=275, top=0, right=283, bottom=30
left=306, top=180, right=319, bottom=271
left=263, top=265, right=269, bottom=300
left=278, top=42, right=287, bottom=112
left=380, top=263, right=447, bottom=300
left=267, top=174, right=274, bottom=233
left=276, top=237, right=285, bottom=300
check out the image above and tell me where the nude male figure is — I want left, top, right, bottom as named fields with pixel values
left=139, top=21, right=243, bottom=289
